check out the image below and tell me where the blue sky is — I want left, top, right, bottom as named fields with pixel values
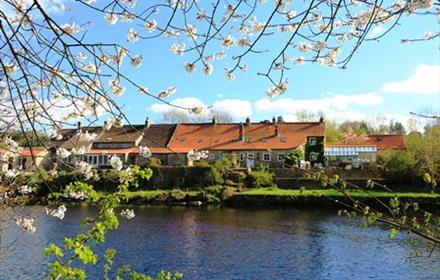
left=56, top=1, right=440, bottom=129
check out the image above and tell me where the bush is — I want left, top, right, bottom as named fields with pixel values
left=379, top=150, right=416, bottom=184
left=284, top=149, right=304, bottom=166
left=148, top=157, right=161, bottom=168
left=245, top=165, right=275, bottom=188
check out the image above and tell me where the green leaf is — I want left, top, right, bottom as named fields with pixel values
left=389, top=228, right=398, bottom=239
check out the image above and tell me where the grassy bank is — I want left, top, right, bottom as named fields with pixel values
left=238, top=188, right=440, bottom=198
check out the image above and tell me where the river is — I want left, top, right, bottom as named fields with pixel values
left=0, top=205, right=439, bottom=279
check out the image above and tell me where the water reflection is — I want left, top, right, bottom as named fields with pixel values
left=0, top=205, right=439, bottom=279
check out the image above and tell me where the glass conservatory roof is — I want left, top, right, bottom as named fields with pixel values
left=324, top=146, right=377, bottom=156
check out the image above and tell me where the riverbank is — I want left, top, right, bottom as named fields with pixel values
left=40, top=187, right=440, bottom=209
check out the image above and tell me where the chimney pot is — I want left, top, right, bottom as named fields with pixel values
left=275, top=124, right=280, bottom=137
left=212, top=115, right=217, bottom=125
left=245, top=117, right=250, bottom=126
left=145, top=117, right=151, bottom=128
left=239, top=122, right=245, bottom=141
left=319, top=116, right=324, bottom=123
left=272, top=116, right=276, bottom=124
left=77, top=121, right=82, bottom=131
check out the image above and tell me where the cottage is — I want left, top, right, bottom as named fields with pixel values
left=167, top=117, right=325, bottom=167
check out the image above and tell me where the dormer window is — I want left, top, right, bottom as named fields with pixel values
left=280, top=137, right=287, bottom=143
left=179, top=138, right=185, bottom=143
left=308, top=137, right=317, bottom=146
left=261, top=139, right=267, bottom=143
left=245, top=137, right=251, bottom=143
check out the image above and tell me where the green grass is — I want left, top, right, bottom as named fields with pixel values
left=238, top=188, right=440, bottom=198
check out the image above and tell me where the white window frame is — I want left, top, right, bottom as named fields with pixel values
left=247, top=152, right=254, bottom=160
left=239, top=153, right=245, bottom=161
left=308, top=137, right=317, bottom=146
left=277, top=153, right=285, bottom=161
left=262, top=153, right=271, bottom=161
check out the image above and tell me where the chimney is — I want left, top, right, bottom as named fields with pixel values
left=77, top=121, right=82, bottom=131
left=272, top=116, right=276, bottom=125
left=319, top=116, right=324, bottom=124
left=239, top=122, right=244, bottom=141
left=145, top=117, right=151, bottom=129
left=275, top=124, right=280, bottom=137
left=245, top=117, right=250, bottom=126
left=212, top=115, right=217, bottom=125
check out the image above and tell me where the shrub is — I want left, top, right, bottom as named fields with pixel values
left=284, top=149, right=304, bottom=166
left=379, top=150, right=416, bottom=184
left=245, top=165, right=275, bottom=188
left=148, top=157, right=161, bottom=168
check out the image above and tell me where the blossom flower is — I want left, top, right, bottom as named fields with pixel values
left=185, top=24, right=198, bottom=40
left=170, top=42, right=185, bottom=55
left=139, top=146, right=152, bottom=158
left=120, top=11, right=135, bottom=22
left=130, top=55, right=143, bottom=68
left=79, top=131, right=97, bottom=142
left=72, top=146, right=88, bottom=155
left=215, top=51, right=226, bottom=60
left=190, top=106, right=204, bottom=115
left=221, top=35, right=235, bottom=48
left=61, top=23, right=80, bottom=35
left=18, top=185, right=34, bottom=195
left=292, top=56, right=305, bottom=65
left=203, top=63, right=213, bottom=75
left=127, top=28, right=139, bottom=42
left=158, top=87, right=177, bottom=98
left=225, top=69, right=235, bottom=81
left=298, top=42, right=312, bottom=52
left=105, top=13, right=118, bottom=25
left=239, top=64, right=248, bottom=72
left=109, top=79, right=126, bottom=97
left=68, top=190, right=87, bottom=200
left=144, top=20, right=157, bottom=32
left=184, top=62, right=196, bottom=73
left=187, top=150, right=209, bottom=161
left=123, top=0, right=137, bottom=8
left=286, top=9, right=296, bottom=19
left=196, top=10, right=207, bottom=21
left=46, top=205, right=67, bottom=220
left=16, top=217, right=36, bottom=233
left=82, top=63, right=98, bottom=74
left=120, top=209, right=135, bottom=220
left=76, top=161, right=93, bottom=179
left=6, top=169, right=18, bottom=178
left=110, top=155, right=123, bottom=171
left=77, top=52, right=87, bottom=61
left=237, top=38, right=251, bottom=47
left=4, top=63, right=17, bottom=75
left=314, top=41, right=326, bottom=50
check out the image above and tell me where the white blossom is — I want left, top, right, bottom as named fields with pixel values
left=158, top=87, right=176, bottom=98
left=109, top=79, right=126, bottom=97
left=298, top=42, right=312, bottom=52
left=6, top=169, right=18, bottom=178
left=79, top=131, right=97, bottom=142
left=144, top=20, right=157, bottom=32
left=184, top=62, right=196, bottom=73
left=187, top=150, right=209, bottom=161
left=120, top=209, right=135, bottom=220
left=170, top=42, right=185, bottom=55
left=46, top=205, right=67, bottom=220
left=16, top=217, right=36, bottom=233
left=110, top=155, right=123, bottom=171
left=139, top=146, right=152, bottom=158
left=18, top=185, right=34, bottom=195
left=130, top=55, right=143, bottom=68
left=72, top=146, right=88, bottom=155
left=225, top=69, right=235, bottom=81
left=61, top=23, right=80, bottom=35
left=292, top=56, right=305, bottom=65
left=203, top=63, right=213, bottom=75
left=68, top=190, right=87, bottom=200
left=221, top=35, right=235, bottom=48
left=127, top=28, right=139, bottom=42
left=105, top=13, right=118, bottom=25
left=4, top=63, right=17, bottom=75
left=76, top=161, right=93, bottom=179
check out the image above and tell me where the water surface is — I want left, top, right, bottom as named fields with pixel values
left=0, top=205, right=438, bottom=279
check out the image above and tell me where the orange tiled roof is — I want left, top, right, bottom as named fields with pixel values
left=168, top=122, right=325, bottom=152
left=366, top=134, right=405, bottom=150
left=21, top=148, right=47, bottom=157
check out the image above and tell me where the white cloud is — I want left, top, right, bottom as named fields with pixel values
left=150, top=97, right=252, bottom=119
left=367, top=25, right=384, bottom=38
left=212, top=99, right=252, bottom=118
left=382, top=64, right=440, bottom=94
left=254, top=92, right=383, bottom=114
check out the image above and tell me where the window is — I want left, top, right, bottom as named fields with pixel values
left=179, top=138, right=185, bottom=143
left=245, top=137, right=251, bottom=143
left=261, top=139, right=267, bottom=143
left=239, top=153, right=245, bottom=161
left=308, top=137, right=317, bottom=146
left=277, top=153, right=285, bottom=161
left=280, top=137, right=287, bottom=143
left=263, top=153, right=271, bottom=161
left=209, top=153, right=216, bottom=160
left=247, top=153, right=254, bottom=159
